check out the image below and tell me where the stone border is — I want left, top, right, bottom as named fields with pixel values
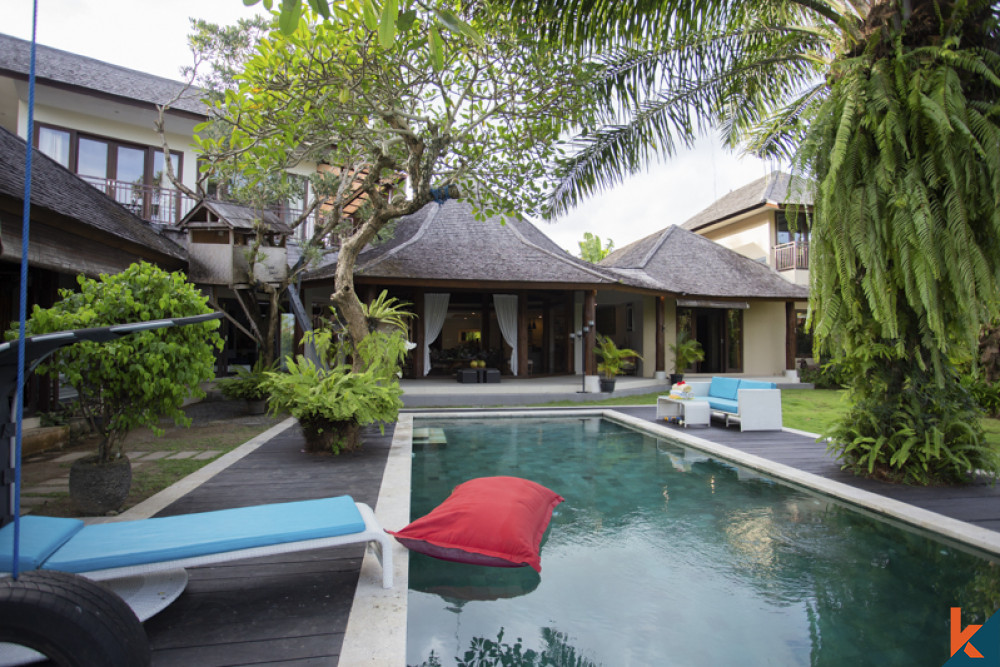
left=340, top=414, right=413, bottom=664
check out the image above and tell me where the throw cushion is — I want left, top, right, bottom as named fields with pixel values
left=389, top=476, right=563, bottom=572
left=710, top=376, right=741, bottom=400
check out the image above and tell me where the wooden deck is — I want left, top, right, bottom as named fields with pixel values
left=617, top=405, right=1000, bottom=533
left=142, top=423, right=393, bottom=666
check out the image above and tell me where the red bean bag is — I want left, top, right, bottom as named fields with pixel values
left=388, top=476, right=563, bottom=572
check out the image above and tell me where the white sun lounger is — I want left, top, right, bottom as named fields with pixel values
left=0, top=495, right=392, bottom=621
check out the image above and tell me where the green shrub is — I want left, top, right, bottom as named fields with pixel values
left=217, top=359, right=275, bottom=402
left=799, top=359, right=850, bottom=389
left=827, top=362, right=998, bottom=485
left=262, top=327, right=408, bottom=454
left=960, top=370, right=1000, bottom=417
left=13, top=262, right=222, bottom=463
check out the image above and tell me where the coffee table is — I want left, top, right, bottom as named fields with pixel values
left=655, top=396, right=711, bottom=427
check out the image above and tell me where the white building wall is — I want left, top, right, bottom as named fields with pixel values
left=17, top=99, right=203, bottom=186
left=701, top=210, right=775, bottom=265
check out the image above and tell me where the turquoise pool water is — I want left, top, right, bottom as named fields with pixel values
left=405, top=417, right=1000, bottom=666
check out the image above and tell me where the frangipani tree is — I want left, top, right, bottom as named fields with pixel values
left=200, top=5, right=594, bottom=364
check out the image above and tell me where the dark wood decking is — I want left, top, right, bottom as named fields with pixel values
left=142, top=422, right=393, bottom=666
left=617, top=406, right=1000, bottom=533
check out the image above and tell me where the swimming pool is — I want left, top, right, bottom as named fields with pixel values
left=405, top=416, right=1000, bottom=666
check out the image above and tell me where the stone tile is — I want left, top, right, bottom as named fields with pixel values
left=166, top=451, right=197, bottom=460
left=139, top=451, right=170, bottom=461
left=23, top=485, right=66, bottom=494
left=51, top=452, right=89, bottom=463
left=193, top=450, right=222, bottom=461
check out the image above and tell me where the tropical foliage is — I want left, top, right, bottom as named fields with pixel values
left=594, top=335, right=642, bottom=379
left=263, top=290, right=414, bottom=453
left=577, top=232, right=614, bottom=263
left=12, top=263, right=222, bottom=463
left=217, top=358, right=275, bottom=402
left=262, top=327, right=409, bottom=453
left=669, top=332, right=705, bottom=374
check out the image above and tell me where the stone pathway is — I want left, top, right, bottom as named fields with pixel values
left=18, top=450, right=223, bottom=514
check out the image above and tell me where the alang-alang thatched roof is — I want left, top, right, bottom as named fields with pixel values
left=601, top=225, right=809, bottom=300
left=306, top=199, right=625, bottom=288
left=307, top=198, right=809, bottom=301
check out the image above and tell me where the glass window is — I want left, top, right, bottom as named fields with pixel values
left=776, top=210, right=810, bottom=245
left=152, top=150, right=179, bottom=188
left=77, top=137, right=109, bottom=179
left=116, top=146, right=145, bottom=184
left=37, top=127, right=70, bottom=168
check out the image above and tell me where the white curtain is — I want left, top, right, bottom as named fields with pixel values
left=493, top=294, right=518, bottom=376
left=38, top=129, right=70, bottom=168
left=423, top=293, right=450, bottom=376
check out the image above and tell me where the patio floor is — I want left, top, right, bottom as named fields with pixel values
left=131, top=386, right=1000, bottom=664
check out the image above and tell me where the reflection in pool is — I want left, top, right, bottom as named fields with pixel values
left=406, top=418, right=1000, bottom=666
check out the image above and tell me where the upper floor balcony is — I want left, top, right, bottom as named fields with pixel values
left=80, top=176, right=322, bottom=242
left=773, top=240, right=809, bottom=272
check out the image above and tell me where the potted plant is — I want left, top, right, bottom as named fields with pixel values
left=263, top=291, right=413, bottom=453
left=669, top=332, right=705, bottom=384
left=14, top=262, right=222, bottom=515
left=594, top=335, right=642, bottom=393
left=217, top=359, right=274, bottom=414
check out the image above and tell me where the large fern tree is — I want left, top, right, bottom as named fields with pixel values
left=506, top=0, right=1000, bottom=483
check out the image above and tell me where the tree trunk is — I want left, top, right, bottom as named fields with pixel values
left=262, top=286, right=281, bottom=366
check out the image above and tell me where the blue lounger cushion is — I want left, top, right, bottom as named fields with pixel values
left=0, top=515, right=85, bottom=571
left=709, top=377, right=741, bottom=400
left=42, top=496, right=366, bottom=574
left=738, top=380, right=777, bottom=390
left=707, top=397, right=739, bottom=414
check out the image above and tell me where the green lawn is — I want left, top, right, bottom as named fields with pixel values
left=533, top=387, right=1000, bottom=448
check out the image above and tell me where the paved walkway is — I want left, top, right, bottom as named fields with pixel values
left=399, top=373, right=802, bottom=407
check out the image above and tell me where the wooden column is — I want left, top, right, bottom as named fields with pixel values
left=565, top=293, right=575, bottom=373
left=785, top=301, right=796, bottom=371
left=584, top=290, right=596, bottom=375
left=517, top=292, right=528, bottom=376
left=481, top=294, right=491, bottom=354
left=655, top=296, right=666, bottom=374
left=414, top=289, right=425, bottom=377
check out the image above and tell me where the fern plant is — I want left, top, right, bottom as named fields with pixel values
left=262, top=327, right=409, bottom=453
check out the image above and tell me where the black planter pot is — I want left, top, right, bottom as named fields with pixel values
left=669, top=373, right=685, bottom=385
left=69, top=455, right=132, bottom=516
left=599, top=378, right=616, bottom=393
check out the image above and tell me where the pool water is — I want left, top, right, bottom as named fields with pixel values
left=405, top=418, right=1000, bottom=666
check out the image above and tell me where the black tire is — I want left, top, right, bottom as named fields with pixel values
left=0, top=570, right=150, bottom=666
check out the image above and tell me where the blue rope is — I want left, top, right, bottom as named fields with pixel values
left=13, top=0, right=39, bottom=580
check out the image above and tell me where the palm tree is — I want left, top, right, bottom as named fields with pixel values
left=510, top=0, right=1000, bottom=483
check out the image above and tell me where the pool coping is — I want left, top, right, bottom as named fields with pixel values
left=339, top=408, right=1000, bottom=665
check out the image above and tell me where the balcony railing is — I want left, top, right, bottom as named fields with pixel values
left=81, top=176, right=323, bottom=240
left=774, top=241, right=809, bottom=271
left=81, top=176, right=198, bottom=225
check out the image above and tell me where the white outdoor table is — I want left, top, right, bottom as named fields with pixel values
left=655, top=396, right=711, bottom=427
